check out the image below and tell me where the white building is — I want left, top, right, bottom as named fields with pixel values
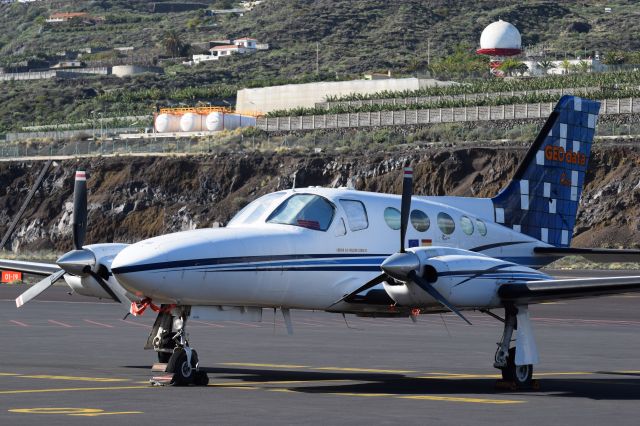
left=190, top=37, right=262, bottom=64
left=523, top=58, right=608, bottom=76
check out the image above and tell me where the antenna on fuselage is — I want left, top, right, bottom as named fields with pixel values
left=292, top=171, right=297, bottom=189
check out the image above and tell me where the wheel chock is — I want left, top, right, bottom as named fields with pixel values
left=151, top=362, right=168, bottom=373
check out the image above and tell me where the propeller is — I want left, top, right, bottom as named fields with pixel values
left=338, top=167, right=471, bottom=324
left=15, top=170, right=122, bottom=307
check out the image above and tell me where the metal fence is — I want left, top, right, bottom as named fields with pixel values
left=315, top=87, right=601, bottom=109
left=258, top=98, right=640, bottom=132
left=5, top=127, right=141, bottom=143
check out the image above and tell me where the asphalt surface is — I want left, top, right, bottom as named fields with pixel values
left=0, top=269, right=638, bottom=425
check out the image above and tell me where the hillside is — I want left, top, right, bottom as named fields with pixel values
left=1, top=1, right=640, bottom=132
left=1, top=141, right=639, bottom=254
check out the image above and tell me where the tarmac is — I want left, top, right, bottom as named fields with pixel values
left=0, top=269, right=638, bottom=425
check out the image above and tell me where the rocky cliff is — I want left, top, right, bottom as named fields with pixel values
left=1, top=141, right=638, bottom=254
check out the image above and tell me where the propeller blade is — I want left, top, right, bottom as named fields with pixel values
left=400, top=167, right=413, bottom=253
left=88, top=270, right=123, bottom=303
left=72, top=170, right=87, bottom=250
left=408, top=270, right=472, bottom=325
left=333, top=273, right=387, bottom=305
left=15, top=269, right=66, bottom=308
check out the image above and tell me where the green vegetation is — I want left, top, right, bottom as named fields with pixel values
left=2, top=1, right=640, bottom=132
left=327, top=71, right=640, bottom=102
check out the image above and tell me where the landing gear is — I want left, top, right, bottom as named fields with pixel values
left=493, top=304, right=535, bottom=389
left=148, top=306, right=209, bottom=386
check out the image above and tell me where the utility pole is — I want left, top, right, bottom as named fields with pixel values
left=427, top=39, right=431, bottom=67
left=316, top=42, right=319, bottom=75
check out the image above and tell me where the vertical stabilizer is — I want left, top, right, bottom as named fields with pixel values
left=491, top=96, right=600, bottom=247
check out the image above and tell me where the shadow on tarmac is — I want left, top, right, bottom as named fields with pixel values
left=124, top=365, right=640, bottom=400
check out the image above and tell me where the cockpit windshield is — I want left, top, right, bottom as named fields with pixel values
left=228, top=192, right=287, bottom=226
left=266, top=194, right=334, bottom=231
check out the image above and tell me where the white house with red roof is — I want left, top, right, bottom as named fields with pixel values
left=191, top=37, right=262, bottom=64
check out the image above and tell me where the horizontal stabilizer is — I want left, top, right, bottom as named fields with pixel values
left=534, top=247, right=640, bottom=263
left=499, top=275, right=640, bottom=304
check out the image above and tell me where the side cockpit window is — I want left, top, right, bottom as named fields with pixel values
left=267, top=194, right=334, bottom=231
left=339, top=199, right=369, bottom=231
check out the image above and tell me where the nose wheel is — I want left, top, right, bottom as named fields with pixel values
left=149, top=306, right=209, bottom=386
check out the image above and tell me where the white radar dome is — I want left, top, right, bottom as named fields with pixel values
left=478, top=20, right=521, bottom=55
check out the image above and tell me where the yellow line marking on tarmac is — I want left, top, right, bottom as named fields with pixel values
left=330, top=392, right=393, bottom=397
left=418, top=374, right=502, bottom=379
left=0, top=373, right=20, bottom=376
left=210, top=379, right=351, bottom=387
left=19, top=375, right=129, bottom=382
left=219, top=362, right=310, bottom=369
left=399, top=395, right=525, bottom=404
left=533, top=372, right=593, bottom=377
left=317, top=367, right=416, bottom=374
left=0, top=386, right=150, bottom=395
left=268, top=388, right=295, bottom=393
left=69, top=411, right=143, bottom=416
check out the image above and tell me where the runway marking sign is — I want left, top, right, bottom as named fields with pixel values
left=1, top=271, right=22, bottom=283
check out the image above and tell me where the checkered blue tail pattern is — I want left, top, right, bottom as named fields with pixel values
left=491, top=96, right=600, bottom=248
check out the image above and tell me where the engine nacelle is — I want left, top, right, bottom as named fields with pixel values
left=383, top=247, right=548, bottom=309
left=63, top=243, right=129, bottom=299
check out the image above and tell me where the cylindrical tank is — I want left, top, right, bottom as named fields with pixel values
left=154, top=113, right=180, bottom=133
left=223, top=114, right=256, bottom=130
left=179, top=112, right=204, bottom=132
left=205, top=112, right=224, bottom=131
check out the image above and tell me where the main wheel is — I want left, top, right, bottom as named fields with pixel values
left=157, top=351, right=172, bottom=363
left=501, top=347, right=533, bottom=387
left=167, top=348, right=197, bottom=386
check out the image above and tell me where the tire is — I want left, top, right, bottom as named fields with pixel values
left=194, top=371, right=209, bottom=386
left=157, top=351, right=172, bottom=363
left=501, top=347, right=533, bottom=386
left=168, top=348, right=196, bottom=386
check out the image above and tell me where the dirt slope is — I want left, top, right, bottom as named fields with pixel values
left=0, top=142, right=638, bottom=253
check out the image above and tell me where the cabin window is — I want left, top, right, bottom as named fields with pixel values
left=339, top=200, right=369, bottom=231
left=437, top=212, right=455, bottom=235
left=384, top=207, right=401, bottom=230
left=267, top=194, right=334, bottom=231
left=410, top=210, right=430, bottom=232
left=228, top=192, right=286, bottom=226
left=460, top=216, right=474, bottom=235
left=476, top=219, right=487, bottom=236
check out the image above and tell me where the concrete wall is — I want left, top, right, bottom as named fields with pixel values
left=236, top=78, right=456, bottom=114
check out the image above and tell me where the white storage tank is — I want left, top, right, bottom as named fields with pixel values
left=205, top=112, right=224, bottom=131
left=155, top=113, right=180, bottom=133
left=180, top=112, right=204, bottom=132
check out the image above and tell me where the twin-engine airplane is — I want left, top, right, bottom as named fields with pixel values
left=2, top=96, right=640, bottom=387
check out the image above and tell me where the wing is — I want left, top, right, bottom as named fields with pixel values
left=534, top=247, right=640, bottom=263
left=499, top=275, right=640, bottom=304
left=0, top=259, right=60, bottom=277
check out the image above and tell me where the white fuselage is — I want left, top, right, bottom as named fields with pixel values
left=109, top=188, right=552, bottom=311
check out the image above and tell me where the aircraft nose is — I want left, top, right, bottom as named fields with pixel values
left=111, top=240, right=167, bottom=298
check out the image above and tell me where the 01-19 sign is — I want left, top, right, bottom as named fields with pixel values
left=1, top=270, right=22, bottom=283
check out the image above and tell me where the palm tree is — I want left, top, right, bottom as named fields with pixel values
left=162, top=30, right=184, bottom=58
left=537, top=59, right=554, bottom=75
